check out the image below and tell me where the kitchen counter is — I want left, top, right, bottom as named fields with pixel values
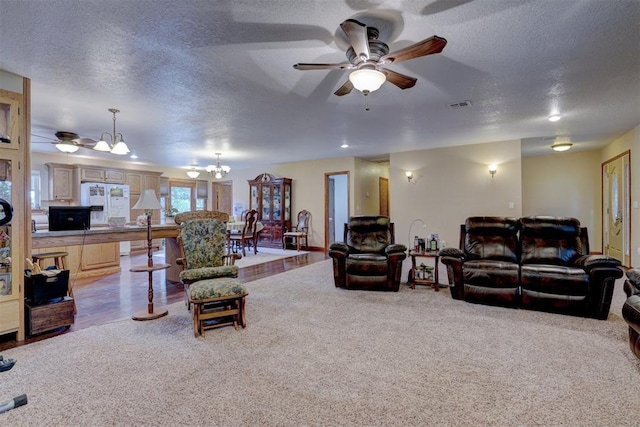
left=32, top=224, right=181, bottom=282
left=32, top=224, right=179, bottom=248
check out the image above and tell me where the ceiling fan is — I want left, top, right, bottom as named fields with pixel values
left=31, top=131, right=97, bottom=153
left=293, top=19, right=447, bottom=96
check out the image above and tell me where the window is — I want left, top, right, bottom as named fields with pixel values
left=168, top=180, right=195, bottom=214
left=31, top=171, right=41, bottom=209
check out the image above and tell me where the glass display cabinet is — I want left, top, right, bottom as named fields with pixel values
left=0, top=86, right=27, bottom=341
left=248, top=173, right=292, bottom=247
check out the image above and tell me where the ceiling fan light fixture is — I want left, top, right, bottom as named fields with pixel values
left=551, top=142, right=573, bottom=152
left=56, top=143, right=80, bottom=153
left=349, top=69, right=386, bottom=93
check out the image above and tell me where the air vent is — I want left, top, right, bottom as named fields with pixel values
left=448, top=100, right=472, bottom=109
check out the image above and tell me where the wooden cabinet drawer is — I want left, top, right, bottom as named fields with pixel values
left=25, top=298, right=74, bottom=335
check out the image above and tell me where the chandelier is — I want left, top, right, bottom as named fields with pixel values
left=206, top=153, right=230, bottom=179
left=93, top=108, right=131, bottom=155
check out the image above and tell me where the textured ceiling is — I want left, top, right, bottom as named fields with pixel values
left=1, top=0, right=639, bottom=172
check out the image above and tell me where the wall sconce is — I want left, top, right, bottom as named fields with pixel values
left=405, top=171, right=413, bottom=182
left=488, top=164, right=497, bottom=178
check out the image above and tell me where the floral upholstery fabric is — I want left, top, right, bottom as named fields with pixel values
left=178, top=218, right=239, bottom=283
left=179, top=219, right=229, bottom=270
left=180, top=265, right=238, bottom=283
left=188, top=277, right=247, bottom=301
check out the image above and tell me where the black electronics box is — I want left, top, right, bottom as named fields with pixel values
left=24, top=270, right=70, bottom=305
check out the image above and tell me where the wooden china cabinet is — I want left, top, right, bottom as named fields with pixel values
left=248, top=173, right=292, bottom=248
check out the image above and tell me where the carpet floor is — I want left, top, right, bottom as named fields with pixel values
left=0, top=260, right=638, bottom=426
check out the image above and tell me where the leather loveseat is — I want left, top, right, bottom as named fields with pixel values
left=440, top=216, right=623, bottom=319
left=623, top=269, right=640, bottom=358
left=329, top=215, right=407, bottom=291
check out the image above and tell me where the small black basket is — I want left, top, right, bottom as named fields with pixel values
left=24, top=270, right=70, bottom=305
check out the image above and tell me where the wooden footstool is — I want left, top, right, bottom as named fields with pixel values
left=187, top=278, right=248, bottom=337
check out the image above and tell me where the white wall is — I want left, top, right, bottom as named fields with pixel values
left=522, top=150, right=601, bottom=251
left=391, top=140, right=522, bottom=280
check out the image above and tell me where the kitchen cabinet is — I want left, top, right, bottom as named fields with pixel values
left=46, top=163, right=77, bottom=201
left=128, top=171, right=162, bottom=253
left=79, top=167, right=125, bottom=184
left=248, top=173, right=292, bottom=247
left=0, top=86, right=28, bottom=341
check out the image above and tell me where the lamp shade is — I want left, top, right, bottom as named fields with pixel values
left=349, top=69, right=386, bottom=93
left=132, top=189, right=162, bottom=210
left=551, top=143, right=573, bottom=152
left=56, top=143, right=80, bottom=153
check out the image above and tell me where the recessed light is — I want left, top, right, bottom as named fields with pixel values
left=341, top=143, right=349, bottom=148
left=548, top=115, right=561, bottom=122
left=130, top=153, right=138, bottom=159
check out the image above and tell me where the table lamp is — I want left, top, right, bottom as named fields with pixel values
left=132, top=189, right=162, bottom=267
left=130, top=189, right=170, bottom=320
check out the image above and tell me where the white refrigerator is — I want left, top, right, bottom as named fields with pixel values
left=80, top=183, right=131, bottom=255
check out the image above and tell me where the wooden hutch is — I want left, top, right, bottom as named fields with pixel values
left=248, top=173, right=292, bottom=248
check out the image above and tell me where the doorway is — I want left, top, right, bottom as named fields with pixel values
left=379, top=177, right=389, bottom=216
left=602, top=151, right=630, bottom=266
left=212, top=180, right=233, bottom=216
left=325, top=172, right=349, bottom=250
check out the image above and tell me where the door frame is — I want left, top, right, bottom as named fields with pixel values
left=324, top=171, right=350, bottom=251
left=602, top=150, right=631, bottom=266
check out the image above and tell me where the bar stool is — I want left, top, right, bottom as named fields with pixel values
left=31, top=251, right=75, bottom=313
left=32, top=251, right=68, bottom=270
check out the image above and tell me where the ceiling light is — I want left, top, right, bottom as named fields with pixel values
left=205, top=153, right=230, bottom=179
left=94, top=108, right=131, bottom=155
left=548, top=114, right=561, bottom=122
left=55, top=143, right=80, bottom=153
left=186, top=167, right=200, bottom=179
left=341, top=143, right=349, bottom=148
left=551, top=142, right=573, bottom=152
left=349, top=68, right=386, bottom=94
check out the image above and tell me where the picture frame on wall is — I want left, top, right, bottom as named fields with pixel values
left=0, top=272, right=10, bottom=296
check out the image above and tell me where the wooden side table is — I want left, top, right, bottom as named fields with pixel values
left=408, top=250, right=443, bottom=291
left=130, top=263, right=171, bottom=320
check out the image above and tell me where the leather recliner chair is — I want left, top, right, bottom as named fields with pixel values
left=329, top=215, right=407, bottom=291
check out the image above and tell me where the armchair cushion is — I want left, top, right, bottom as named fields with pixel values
left=188, top=277, right=247, bottom=301
left=180, top=265, right=239, bottom=284
left=347, top=216, right=392, bottom=254
left=179, top=219, right=228, bottom=270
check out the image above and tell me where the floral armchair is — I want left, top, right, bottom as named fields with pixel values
left=175, top=211, right=240, bottom=284
left=175, top=211, right=247, bottom=337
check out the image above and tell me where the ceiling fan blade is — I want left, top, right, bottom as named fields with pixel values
left=294, top=62, right=354, bottom=71
left=381, top=68, right=417, bottom=89
left=380, top=35, right=447, bottom=65
left=73, top=137, right=97, bottom=146
left=340, top=19, right=370, bottom=60
left=334, top=80, right=354, bottom=96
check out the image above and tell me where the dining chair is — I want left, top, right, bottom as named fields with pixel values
left=227, top=209, right=258, bottom=257
left=282, top=209, right=310, bottom=251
